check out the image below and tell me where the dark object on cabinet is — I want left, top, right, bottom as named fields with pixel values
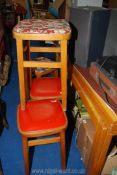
left=69, top=6, right=110, bottom=67
left=89, top=56, right=117, bottom=105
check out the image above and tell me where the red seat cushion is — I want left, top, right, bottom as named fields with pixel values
left=17, top=100, right=67, bottom=133
left=30, top=77, right=61, bottom=98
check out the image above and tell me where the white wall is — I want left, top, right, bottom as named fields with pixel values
left=72, top=0, right=103, bottom=7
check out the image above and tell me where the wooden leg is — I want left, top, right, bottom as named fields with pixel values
left=22, top=136, right=29, bottom=175
left=87, top=123, right=108, bottom=175
left=95, top=131, right=112, bottom=174
left=60, top=131, right=66, bottom=170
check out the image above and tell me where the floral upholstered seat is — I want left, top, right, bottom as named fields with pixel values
left=13, top=19, right=71, bottom=35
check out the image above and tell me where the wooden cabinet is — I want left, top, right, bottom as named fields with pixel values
left=71, top=65, right=117, bottom=175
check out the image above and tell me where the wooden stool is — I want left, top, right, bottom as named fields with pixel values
left=13, top=19, right=71, bottom=111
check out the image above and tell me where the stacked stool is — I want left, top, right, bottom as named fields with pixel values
left=13, top=18, right=71, bottom=175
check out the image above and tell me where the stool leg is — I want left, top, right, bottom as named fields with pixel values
left=60, top=131, right=66, bottom=170
left=22, top=136, right=29, bottom=175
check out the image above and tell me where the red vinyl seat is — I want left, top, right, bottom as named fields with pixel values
left=30, top=77, right=61, bottom=99
left=17, top=99, right=67, bottom=133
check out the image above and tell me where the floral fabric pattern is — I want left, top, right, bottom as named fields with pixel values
left=13, top=19, right=71, bottom=34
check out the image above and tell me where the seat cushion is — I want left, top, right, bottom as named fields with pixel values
left=17, top=99, right=67, bottom=134
left=30, top=77, right=61, bottom=99
left=13, top=19, right=71, bottom=35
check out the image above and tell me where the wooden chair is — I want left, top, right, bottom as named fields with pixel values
left=13, top=19, right=71, bottom=175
